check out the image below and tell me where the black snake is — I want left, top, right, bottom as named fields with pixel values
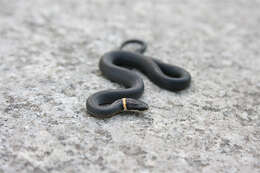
left=86, top=39, right=191, bottom=118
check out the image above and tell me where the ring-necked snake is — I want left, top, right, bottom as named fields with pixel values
left=86, top=39, right=191, bottom=118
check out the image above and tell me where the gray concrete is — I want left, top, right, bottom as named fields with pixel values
left=0, top=0, right=260, bottom=172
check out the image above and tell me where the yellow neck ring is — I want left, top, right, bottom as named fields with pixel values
left=122, top=98, right=127, bottom=111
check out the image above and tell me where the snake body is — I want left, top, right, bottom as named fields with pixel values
left=86, top=40, right=191, bottom=118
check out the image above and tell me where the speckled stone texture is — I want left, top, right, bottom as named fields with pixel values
left=0, top=0, right=260, bottom=172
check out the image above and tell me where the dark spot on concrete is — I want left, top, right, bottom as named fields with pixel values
left=94, top=129, right=112, bottom=143
left=202, top=106, right=221, bottom=112
left=119, top=144, right=147, bottom=156
left=4, top=102, right=42, bottom=114
left=185, top=157, right=209, bottom=168
left=89, top=146, right=98, bottom=155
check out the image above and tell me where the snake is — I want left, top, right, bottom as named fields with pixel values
left=86, top=39, right=191, bottom=118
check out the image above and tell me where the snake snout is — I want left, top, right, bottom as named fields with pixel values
left=125, top=98, right=149, bottom=111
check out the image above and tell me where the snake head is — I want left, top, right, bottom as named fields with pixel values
left=123, top=98, right=149, bottom=112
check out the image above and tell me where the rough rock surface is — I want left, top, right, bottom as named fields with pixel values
left=0, top=0, right=260, bottom=172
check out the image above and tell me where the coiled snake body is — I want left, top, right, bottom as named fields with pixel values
left=86, top=40, right=191, bottom=118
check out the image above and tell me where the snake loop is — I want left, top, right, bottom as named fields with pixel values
left=119, top=39, right=147, bottom=54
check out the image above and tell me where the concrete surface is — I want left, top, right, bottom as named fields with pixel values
left=0, top=0, right=260, bottom=172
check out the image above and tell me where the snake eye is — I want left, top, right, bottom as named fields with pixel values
left=124, top=98, right=149, bottom=111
